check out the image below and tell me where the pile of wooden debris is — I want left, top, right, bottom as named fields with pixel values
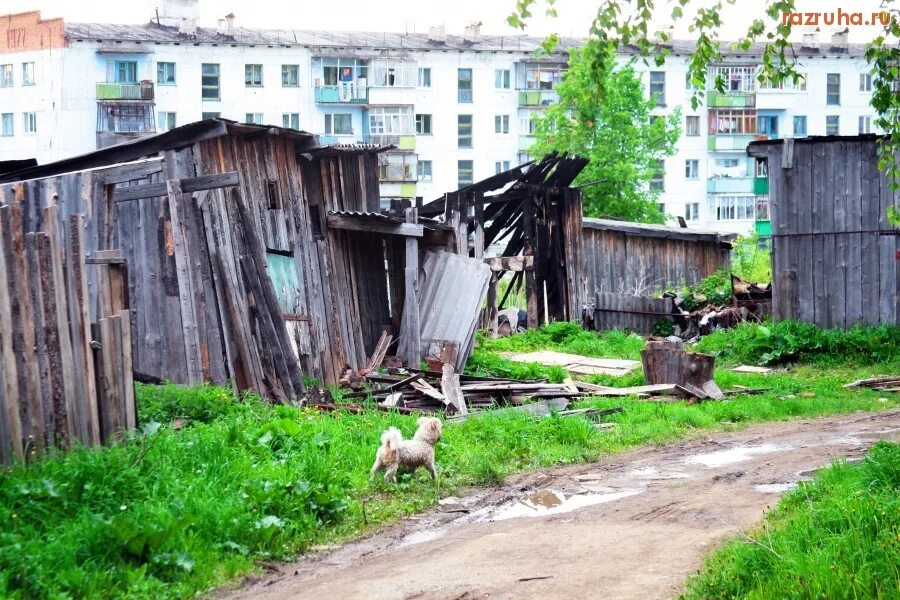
left=844, top=376, right=900, bottom=393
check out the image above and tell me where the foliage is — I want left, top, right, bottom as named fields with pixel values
left=730, top=233, right=772, bottom=284
left=694, top=320, right=900, bottom=366
left=477, top=321, right=646, bottom=359
left=679, top=268, right=733, bottom=311
left=682, top=442, right=900, bottom=600
left=528, top=47, right=681, bottom=223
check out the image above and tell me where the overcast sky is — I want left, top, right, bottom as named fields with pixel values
left=6, top=0, right=892, bottom=42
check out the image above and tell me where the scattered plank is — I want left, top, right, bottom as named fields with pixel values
left=440, top=364, right=468, bottom=416
left=843, top=376, right=900, bottom=389
left=732, top=365, right=773, bottom=374
left=366, top=331, right=392, bottom=372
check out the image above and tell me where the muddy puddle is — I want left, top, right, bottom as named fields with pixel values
left=684, top=444, right=787, bottom=468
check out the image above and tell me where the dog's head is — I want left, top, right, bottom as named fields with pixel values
left=413, top=416, right=442, bottom=445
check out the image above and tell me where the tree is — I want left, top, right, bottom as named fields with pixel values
left=509, top=0, right=900, bottom=185
left=529, top=47, right=681, bottom=223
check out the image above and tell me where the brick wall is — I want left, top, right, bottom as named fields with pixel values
left=1, top=11, right=65, bottom=54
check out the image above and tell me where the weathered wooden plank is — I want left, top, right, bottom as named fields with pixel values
left=440, top=363, right=468, bottom=416
left=325, top=213, right=423, bottom=238
left=398, top=207, right=421, bottom=367
left=24, top=232, right=53, bottom=448
left=113, top=171, right=240, bottom=202
left=0, top=207, right=23, bottom=462
left=97, top=159, right=164, bottom=185
left=118, top=309, right=136, bottom=431
left=68, top=214, right=100, bottom=445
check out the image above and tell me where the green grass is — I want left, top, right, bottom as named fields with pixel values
left=682, top=441, right=900, bottom=599
left=1, top=322, right=898, bottom=599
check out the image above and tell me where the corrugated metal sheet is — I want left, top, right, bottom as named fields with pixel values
left=418, top=250, right=491, bottom=372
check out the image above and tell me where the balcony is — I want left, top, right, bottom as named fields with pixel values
left=518, top=89, right=559, bottom=107
left=708, top=134, right=758, bottom=151
left=362, top=134, right=416, bottom=150
left=314, top=84, right=368, bottom=104
left=378, top=154, right=417, bottom=183
left=754, top=176, right=769, bottom=195
left=317, top=134, right=361, bottom=145
left=96, top=81, right=154, bottom=101
left=707, top=176, right=755, bottom=194
left=707, top=91, right=755, bottom=108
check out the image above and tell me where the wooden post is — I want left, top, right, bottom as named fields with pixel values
left=473, top=191, right=484, bottom=259
left=522, top=198, right=539, bottom=328
left=399, top=207, right=421, bottom=367
left=486, top=271, right=499, bottom=336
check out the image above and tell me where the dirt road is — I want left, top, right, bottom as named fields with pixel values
left=219, top=409, right=900, bottom=600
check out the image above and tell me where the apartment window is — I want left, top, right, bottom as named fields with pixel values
left=826, top=73, right=840, bottom=105
left=415, top=113, right=432, bottom=135
left=650, top=159, right=664, bottom=191
left=325, top=113, right=352, bottom=135
left=685, top=72, right=696, bottom=92
left=708, top=109, right=757, bottom=134
left=417, top=160, right=433, bottom=182
left=417, top=67, right=431, bottom=88
left=369, top=107, right=414, bottom=139
left=859, top=116, right=872, bottom=134
left=202, top=112, right=221, bottom=120
left=158, top=111, right=176, bottom=131
left=826, top=115, right=840, bottom=135
left=658, top=203, right=666, bottom=214
left=714, top=196, right=755, bottom=220
left=97, top=104, right=153, bottom=133
left=245, top=113, right=264, bottom=124
left=1, top=64, right=12, bottom=87
left=520, top=115, right=538, bottom=135
left=494, top=115, right=510, bottom=134
left=22, top=112, right=36, bottom=134
left=111, top=61, right=136, bottom=84
left=495, top=160, right=511, bottom=174
left=157, top=62, right=176, bottom=85
left=202, top=64, right=220, bottom=100
left=1, top=113, right=12, bottom=136
left=458, top=160, right=474, bottom=187
left=282, top=113, right=300, bottom=130
left=685, top=159, right=699, bottom=180
left=245, top=64, right=263, bottom=87
left=755, top=158, right=768, bottom=177
left=281, top=65, right=300, bottom=87
left=458, top=114, right=473, bottom=148
left=709, top=66, right=757, bottom=92
left=758, top=116, right=779, bottom=137
left=458, top=68, right=473, bottom=103
left=793, top=115, right=807, bottom=137
left=495, top=69, right=511, bottom=89
left=685, top=115, right=700, bottom=137
left=685, top=202, right=699, bottom=221
left=859, top=73, right=872, bottom=92
left=649, top=71, right=665, bottom=106
left=22, top=62, right=35, bottom=86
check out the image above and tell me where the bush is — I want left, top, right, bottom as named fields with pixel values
left=730, top=233, right=772, bottom=283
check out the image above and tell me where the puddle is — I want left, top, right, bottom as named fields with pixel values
left=486, top=489, right=642, bottom=522
left=628, top=466, right=693, bottom=480
left=399, top=527, right=448, bottom=547
left=685, top=444, right=787, bottom=468
left=755, top=482, right=797, bottom=493
left=847, top=428, right=900, bottom=442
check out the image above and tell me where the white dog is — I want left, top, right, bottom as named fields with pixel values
left=370, top=417, right=442, bottom=482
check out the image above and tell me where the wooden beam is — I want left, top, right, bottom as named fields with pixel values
left=113, top=171, right=240, bottom=202
left=85, top=250, right=126, bottom=265
left=398, top=207, right=421, bottom=367
left=483, top=256, right=535, bottom=272
left=98, top=160, right=164, bottom=185
left=325, top=213, right=424, bottom=238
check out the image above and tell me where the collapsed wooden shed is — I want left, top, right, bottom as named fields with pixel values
left=748, top=135, right=899, bottom=327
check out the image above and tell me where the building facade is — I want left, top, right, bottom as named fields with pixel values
left=0, top=6, right=879, bottom=234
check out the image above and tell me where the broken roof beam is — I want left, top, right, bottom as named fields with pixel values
left=483, top=256, right=534, bottom=272
left=326, top=213, right=424, bottom=237
left=113, top=171, right=240, bottom=202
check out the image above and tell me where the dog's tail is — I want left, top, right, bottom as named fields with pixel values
left=380, top=426, right=403, bottom=462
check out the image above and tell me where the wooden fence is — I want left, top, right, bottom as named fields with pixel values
left=0, top=197, right=134, bottom=464
left=584, top=292, right=674, bottom=335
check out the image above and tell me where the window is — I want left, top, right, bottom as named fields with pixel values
left=202, top=64, right=220, bottom=100
left=650, top=159, right=664, bottom=191
left=417, top=67, right=431, bottom=88
left=158, top=111, right=176, bottom=131
left=112, top=61, right=136, bottom=83
left=415, top=113, right=432, bottom=135
left=494, top=115, right=509, bottom=134
left=245, top=64, right=263, bottom=87
left=22, top=62, right=34, bottom=86
left=458, top=114, right=473, bottom=148
left=495, top=160, right=511, bottom=174
left=649, top=71, right=665, bottom=105
left=859, top=73, right=872, bottom=92
left=826, top=115, right=840, bottom=135
left=759, top=71, right=806, bottom=91
left=859, top=116, right=872, bottom=134
left=520, top=115, right=538, bottom=135
left=1, top=113, right=12, bottom=136
left=325, top=113, right=352, bottom=135
left=793, top=115, right=807, bottom=137
left=826, top=73, right=840, bottom=105
left=658, top=203, right=666, bottom=214
left=709, top=66, right=757, bottom=92
left=202, top=111, right=221, bottom=120
left=282, top=64, right=299, bottom=87
left=282, top=113, right=300, bottom=130
left=97, top=104, right=153, bottom=133
left=685, top=202, right=699, bottom=221
left=522, top=66, right=562, bottom=90
left=758, top=115, right=779, bottom=137
left=756, top=196, right=770, bottom=221
left=22, top=112, right=36, bottom=134
left=685, top=72, right=697, bottom=92
left=685, top=159, right=699, bottom=180
left=685, top=115, right=700, bottom=136
left=1, top=64, right=12, bottom=87
left=494, top=69, right=511, bottom=89
left=708, top=109, right=757, bottom=134
left=371, top=61, right=417, bottom=87
left=755, top=158, right=768, bottom=177
left=714, top=196, right=755, bottom=220
left=157, top=62, right=176, bottom=85
left=368, top=106, right=414, bottom=136
left=458, top=68, right=472, bottom=103
left=245, top=113, right=264, bottom=124
left=458, top=160, right=473, bottom=187
left=417, top=160, right=433, bottom=182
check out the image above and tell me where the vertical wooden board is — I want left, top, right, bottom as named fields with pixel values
left=0, top=207, right=23, bottom=462
left=825, top=143, right=845, bottom=328
left=844, top=143, right=864, bottom=327
left=167, top=179, right=203, bottom=384
left=35, top=233, right=68, bottom=448
left=24, top=233, right=53, bottom=448
left=879, top=235, right=898, bottom=324
left=118, top=309, right=136, bottom=431
left=68, top=214, right=100, bottom=446
left=810, top=142, right=830, bottom=327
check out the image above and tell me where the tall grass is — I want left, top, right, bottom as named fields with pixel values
left=682, top=442, right=900, bottom=599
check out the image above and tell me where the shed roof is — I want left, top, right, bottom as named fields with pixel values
left=749, top=134, right=883, bottom=150
left=582, top=217, right=738, bottom=244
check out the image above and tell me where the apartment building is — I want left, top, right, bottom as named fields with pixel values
left=0, top=4, right=879, bottom=234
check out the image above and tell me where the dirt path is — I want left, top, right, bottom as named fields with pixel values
left=219, top=409, right=900, bottom=600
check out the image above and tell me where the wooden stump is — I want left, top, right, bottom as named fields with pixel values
left=640, top=340, right=723, bottom=400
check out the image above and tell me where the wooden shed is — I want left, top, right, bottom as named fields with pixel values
left=748, top=135, right=899, bottom=328
left=0, top=119, right=424, bottom=401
